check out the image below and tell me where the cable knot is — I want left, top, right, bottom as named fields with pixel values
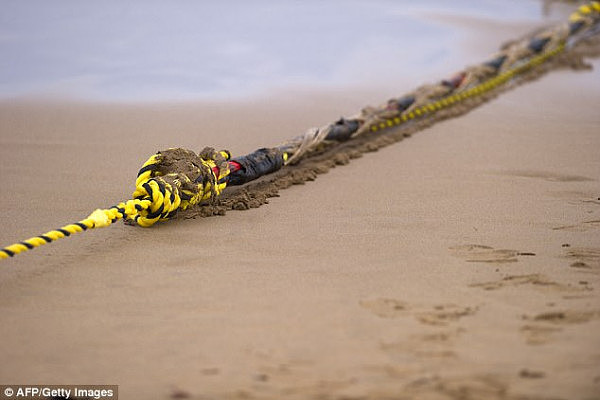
left=127, top=147, right=230, bottom=227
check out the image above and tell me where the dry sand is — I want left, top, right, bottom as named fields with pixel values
left=1, top=21, right=600, bottom=400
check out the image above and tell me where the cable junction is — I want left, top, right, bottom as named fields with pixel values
left=2, top=2, right=599, bottom=260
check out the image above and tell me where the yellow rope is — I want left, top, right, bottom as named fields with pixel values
left=368, top=43, right=566, bottom=133
left=0, top=149, right=230, bottom=259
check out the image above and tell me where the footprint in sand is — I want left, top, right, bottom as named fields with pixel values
left=519, top=369, right=546, bottom=379
left=415, top=304, right=478, bottom=326
left=360, top=298, right=476, bottom=326
left=500, top=170, right=594, bottom=182
left=520, top=324, right=562, bottom=345
left=564, top=247, right=600, bottom=271
left=363, top=301, right=474, bottom=360
left=526, top=310, right=600, bottom=324
left=380, top=329, right=463, bottom=359
left=469, top=273, right=588, bottom=295
left=520, top=310, right=600, bottom=345
left=449, top=244, right=535, bottom=263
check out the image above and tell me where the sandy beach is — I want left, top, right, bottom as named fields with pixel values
left=1, top=5, right=600, bottom=400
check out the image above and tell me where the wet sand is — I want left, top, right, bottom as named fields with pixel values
left=1, top=18, right=600, bottom=400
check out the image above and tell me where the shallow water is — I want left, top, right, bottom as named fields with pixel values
left=0, top=0, right=574, bottom=101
